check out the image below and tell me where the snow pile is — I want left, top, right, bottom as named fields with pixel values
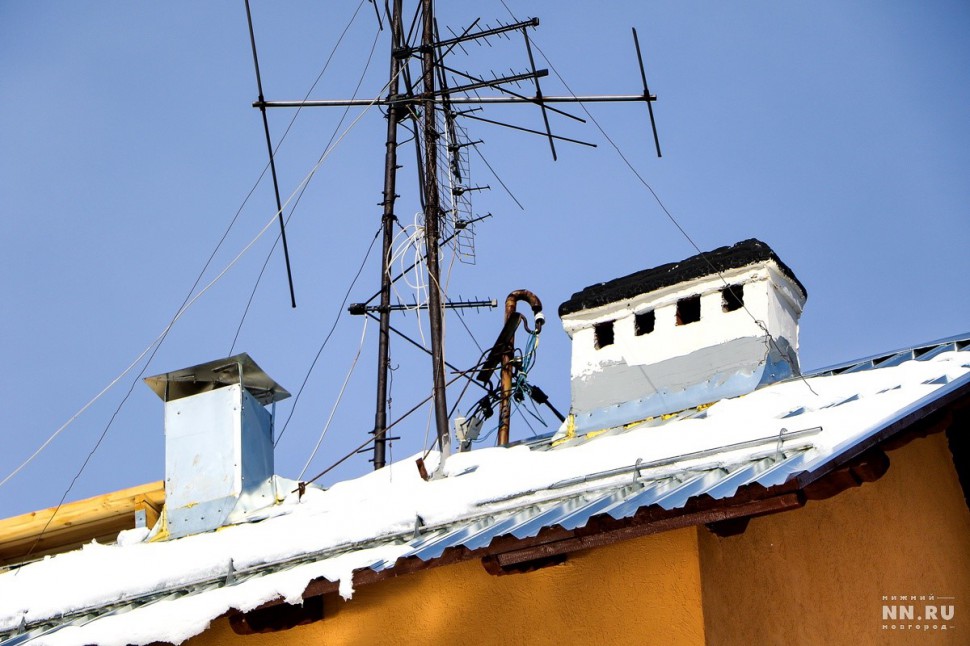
left=0, top=349, right=967, bottom=645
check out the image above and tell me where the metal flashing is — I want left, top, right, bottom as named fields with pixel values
left=144, top=353, right=290, bottom=406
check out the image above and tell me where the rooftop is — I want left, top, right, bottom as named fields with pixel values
left=1, top=333, right=967, bottom=645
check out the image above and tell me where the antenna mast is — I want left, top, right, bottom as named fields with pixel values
left=372, top=0, right=404, bottom=470
left=253, top=4, right=662, bottom=471
left=419, top=0, right=453, bottom=464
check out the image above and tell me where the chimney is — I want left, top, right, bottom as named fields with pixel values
left=557, top=239, right=807, bottom=435
left=144, top=353, right=290, bottom=540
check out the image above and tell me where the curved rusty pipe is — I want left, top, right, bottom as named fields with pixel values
left=499, top=289, right=543, bottom=445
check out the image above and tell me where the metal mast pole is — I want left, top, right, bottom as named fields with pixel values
left=420, top=0, right=452, bottom=459
left=372, top=0, right=405, bottom=470
left=254, top=7, right=659, bottom=456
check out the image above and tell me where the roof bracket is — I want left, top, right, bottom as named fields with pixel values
left=225, top=559, right=238, bottom=586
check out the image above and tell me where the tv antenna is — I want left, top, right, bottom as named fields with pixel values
left=247, top=0, right=661, bottom=472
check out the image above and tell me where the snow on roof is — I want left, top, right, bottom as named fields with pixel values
left=2, top=335, right=969, bottom=646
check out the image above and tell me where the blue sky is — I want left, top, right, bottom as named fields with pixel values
left=1, top=1, right=968, bottom=520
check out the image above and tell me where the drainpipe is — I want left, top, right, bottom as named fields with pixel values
left=498, top=290, right=544, bottom=445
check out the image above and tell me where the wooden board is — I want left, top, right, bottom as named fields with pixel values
left=0, top=481, right=164, bottom=567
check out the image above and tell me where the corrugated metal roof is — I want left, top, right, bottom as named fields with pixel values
left=0, top=446, right=825, bottom=643
left=316, top=332, right=967, bottom=564
left=808, top=332, right=970, bottom=377
left=3, top=333, right=969, bottom=646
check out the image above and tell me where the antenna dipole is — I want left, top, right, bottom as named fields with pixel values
left=243, top=0, right=297, bottom=308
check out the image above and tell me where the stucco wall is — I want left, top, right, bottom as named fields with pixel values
left=698, top=432, right=970, bottom=645
left=189, top=526, right=705, bottom=645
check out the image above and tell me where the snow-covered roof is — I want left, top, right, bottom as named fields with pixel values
left=2, top=334, right=968, bottom=646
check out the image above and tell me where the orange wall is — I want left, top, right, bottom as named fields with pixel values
left=191, top=526, right=705, bottom=646
left=698, top=432, right=970, bottom=645
left=187, top=432, right=968, bottom=646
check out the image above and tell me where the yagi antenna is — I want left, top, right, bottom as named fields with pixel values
left=251, top=3, right=665, bottom=469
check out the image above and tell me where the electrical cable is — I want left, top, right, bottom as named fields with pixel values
left=6, top=152, right=344, bottom=558
left=15, top=313, right=173, bottom=567
left=472, top=144, right=524, bottom=210
left=230, top=23, right=384, bottom=356
left=275, top=226, right=382, bottom=447
left=234, top=0, right=373, bottom=321
left=514, top=400, right=541, bottom=436
left=0, top=69, right=398, bottom=493
left=454, top=308, right=484, bottom=354
left=386, top=215, right=430, bottom=347
left=245, top=0, right=297, bottom=308
left=498, top=0, right=818, bottom=398
left=300, top=370, right=468, bottom=487
left=0, top=206, right=277, bottom=493
left=421, top=399, right=435, bottom=459
left=263, top=0, right=372, bottom=160
left=298, top=317, right=369, bottom=479
left=447, top=366, right=479, bottom=420
left=0, top=145, right=288, bottom=492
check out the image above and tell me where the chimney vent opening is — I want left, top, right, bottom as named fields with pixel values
left=634, top=311, right=656, bottom=336
left=676, top=296, right=701, bottom=326
left=594, top=321, right=615, bottom=349
left=722, top=285, right=744, bottom=312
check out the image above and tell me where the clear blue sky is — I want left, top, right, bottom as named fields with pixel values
left=1, top=1, right=968, bottom=520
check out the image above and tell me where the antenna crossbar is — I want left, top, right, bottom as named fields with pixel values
left=439, top=69, right=548, bottom=96
left=416, top=17, right=539, bottom=51
left=256, top=93, right=655, bottom=109
left=435, top=63, right=583, bottom=123
left=348, top=298, right=496, bottom=315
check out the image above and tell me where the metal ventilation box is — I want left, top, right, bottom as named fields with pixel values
left=144, top=354, right=290, bottom=540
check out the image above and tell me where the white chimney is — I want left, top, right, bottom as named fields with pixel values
left=557, top=239, right=807, bottom=435
left=144, top=353, right=290, bottom=540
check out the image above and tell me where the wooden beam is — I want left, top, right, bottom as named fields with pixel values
left=0, top=481, right=164, bottom=566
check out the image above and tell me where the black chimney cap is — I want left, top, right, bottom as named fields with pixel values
left=558, top=239, right=806, bottom=317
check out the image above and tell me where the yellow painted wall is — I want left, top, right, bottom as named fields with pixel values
left=185, top=431, right=968, bottom=645
left=698, top=432, right=970, bottom=645
left=190, top=526, right=705, bottom=646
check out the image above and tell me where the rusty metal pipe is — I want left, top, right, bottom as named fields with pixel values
left=498, top=289, right=543, bottom=445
